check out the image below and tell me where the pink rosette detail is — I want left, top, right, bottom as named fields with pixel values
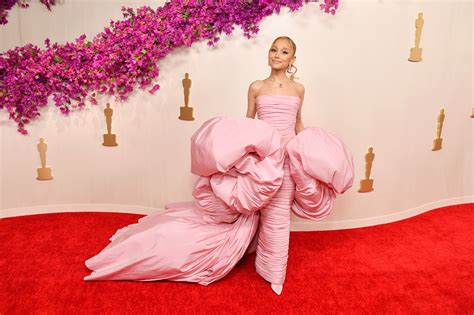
left=286, top=127, right=354, bottom=220
left=191, top=117, right=285, bottom=222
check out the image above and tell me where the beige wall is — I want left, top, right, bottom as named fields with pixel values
left=1, top=0, right=472, bottom=230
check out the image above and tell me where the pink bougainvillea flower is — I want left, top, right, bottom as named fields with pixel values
left=1, top=0, right=56, bottom=26
left=0, top=0, right=339, bottom=135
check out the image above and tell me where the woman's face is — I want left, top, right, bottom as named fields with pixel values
left=268, top=38, right=296, bottom=71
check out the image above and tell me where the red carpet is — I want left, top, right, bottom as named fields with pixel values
left=1, top=203, right=473, bottom=314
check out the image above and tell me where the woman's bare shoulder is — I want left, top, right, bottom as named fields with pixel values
left=293, top=81, right=305, bottom=97
left=248, top=80, right=265, bottom=96
left=249, top=80, right=265, bottom=90
left=293, top=80, right=305, bottom=91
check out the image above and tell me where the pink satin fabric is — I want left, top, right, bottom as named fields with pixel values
left=84, top=115, right=286, bottom=284
left=191, top=117, right=285, bottom=220
left=84, top=95, right=354, bottom=286
left=253, top=95, right=299, bottom=285
left=286, top=127, right=355, bottom=220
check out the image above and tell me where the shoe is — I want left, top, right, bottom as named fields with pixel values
left=271, top=283, right=283, bottom=295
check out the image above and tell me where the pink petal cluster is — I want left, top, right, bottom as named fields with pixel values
left=0, top=0, right=338, bottom=135
left=1, top=0, right=56, bottom=26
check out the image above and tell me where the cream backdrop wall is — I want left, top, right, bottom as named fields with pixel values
left=0, top=0, right=472, bottom=230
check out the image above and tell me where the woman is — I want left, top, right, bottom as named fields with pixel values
left=84, top=36, right=354, bottom=296
left=245, top=36, right=304, bottom=295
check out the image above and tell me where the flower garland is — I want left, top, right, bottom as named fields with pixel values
left=0, top=0, right=339, bottom=135
left=1, top=0, right=56, bottom=25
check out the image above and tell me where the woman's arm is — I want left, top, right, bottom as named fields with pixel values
left=246, top=81, right=260, bottom=118
left=295, top=84, right=305, bottom=134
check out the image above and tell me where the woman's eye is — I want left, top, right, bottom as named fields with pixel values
left=283, top=51, right=288, bottom=54
left=270, top=48, right=276, bottom=52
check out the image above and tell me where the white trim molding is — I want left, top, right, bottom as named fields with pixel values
left=291, top=196, right=474, bottom=231
left=0, top=204, right=160, bottom=219
left=1, top=196, right=473, bottom=231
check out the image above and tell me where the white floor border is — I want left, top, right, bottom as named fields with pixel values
left=292, top=196, right=473, bottom=231
left=1, top=196, right=473, bottom=231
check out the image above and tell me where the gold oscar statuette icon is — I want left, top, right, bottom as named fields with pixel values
left=103, top=103, right=118, bottom=147
left=432, top=108, right=445, bottom=151
left=179, top=73, right=195, bottom=121
left=358, top=147, right=375, bottom=193
left=408, top=12, right=424, bottom=62
left=36, top=138, right=53, bottom=180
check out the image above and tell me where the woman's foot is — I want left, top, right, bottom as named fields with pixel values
left=271, top=283, right=283, bottom=295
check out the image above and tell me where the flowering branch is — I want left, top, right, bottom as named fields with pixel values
left=1, top=0, right=57, bottom=26
left=0, top=0, right=338, bottom=135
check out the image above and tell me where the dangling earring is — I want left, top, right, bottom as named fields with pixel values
left=287, top=64, right=297, bottom=75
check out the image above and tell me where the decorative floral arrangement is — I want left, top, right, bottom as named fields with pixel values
left=1, top=0, right=57, bottom=25
left=0, top=0, right=339, bottom=135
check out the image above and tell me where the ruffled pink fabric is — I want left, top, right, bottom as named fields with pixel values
left=191, top=117, right=285, bottom=221
left=286, top=127, right=354, bottom=220
left=83, top=104, right=355, bottom=287
left=84, top=117, right=285, bottom=284
left=191, top=117, right=284, bottom=176
left=253, top=95, right=299, bottom=285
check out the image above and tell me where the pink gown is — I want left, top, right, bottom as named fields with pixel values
left=84, top=95, right=354, bottom=285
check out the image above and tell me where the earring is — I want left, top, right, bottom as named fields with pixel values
left=287, top=64, right=297, bottom=75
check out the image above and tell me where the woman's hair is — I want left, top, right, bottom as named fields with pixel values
left=271, top=36, right=297, bottom=56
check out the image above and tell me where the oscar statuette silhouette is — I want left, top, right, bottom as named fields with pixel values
left=179, top=73, right=195, bottom=121
left=432, top=109, right=445, bottom=151
left=103, top=103, right=118, bottom=147
left=36, top=138, right=53, bottom=180
left=358, top=147, right=375, bottom=192
left=408, top=12, right=424, bottom=62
